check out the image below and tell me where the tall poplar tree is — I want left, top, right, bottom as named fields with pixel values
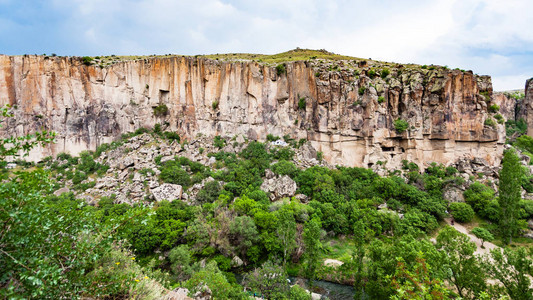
left=498, top=148, right=523, bottom=245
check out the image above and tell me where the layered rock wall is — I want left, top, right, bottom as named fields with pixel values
left=520, top=78, right=533, bottom=136
left=0, top=55, right=507, bottom=168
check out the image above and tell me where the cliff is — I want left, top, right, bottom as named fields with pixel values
left=0, top=52, right=509, bottom=168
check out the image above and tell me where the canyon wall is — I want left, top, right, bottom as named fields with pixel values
left=0, top=55, right=508, bottom=168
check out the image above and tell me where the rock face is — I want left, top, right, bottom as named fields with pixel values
left=152, top=183, right=183, bottom=202
left=520, top=78, right=533, bottom=136
left=261, top=175, right=298, bottom=201
left=0, top=54, right=514, bottom=168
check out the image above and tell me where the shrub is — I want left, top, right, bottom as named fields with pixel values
left=358, top=87, right=366, bottom=96
left=271, top=160, right=298, bottom=177
left=214, top=135, right=225, bottom=149
left=471, top=227, right=494, bottom=247
left=196, top=180, right=221, bottom=203
left=464, top=182, right=494, bottom=212
left=159, top=163, right=191, bottom=188
left=381, top=68, right=390, bottom=78
left=298, top=97, right=306, bottom=110
left=267, top=134, right=280, bottom=142
left=494, top=114, right=504, bottom=124
left=317, top=151, right=323, bottom=161
left=276, top=64, right=286, bottom=76
left=488, top=104, right=500, bottom=113
left=212, top=100, right=219, bottom=110
left=153, top=104, right=169, bottom=117
left=449, top=202, right=475, bottom=223
left=81, top=56, right=93, bottom=66
left=163, top=131, right=180, bottom=141
left=72, top=171, right=88, bottom=185
left=484, top=118, right=496, bottom=128
left=270, top=147, right=295, bottom=161
left=394, top=119, right=409, bottom=133
left=367, top=69, right=377, bottom=78
left=480, top=91, right=491, bottom=102
left=378, top=96, right=385, bottom=103
left=514, top=135, right=533, bottom=153
left=484, top=117, right=496, bottom=127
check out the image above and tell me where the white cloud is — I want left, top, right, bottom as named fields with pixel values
left=3, top=0, right=531, bottom=89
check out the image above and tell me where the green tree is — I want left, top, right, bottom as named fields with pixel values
left=184, top=261, right=245, bottom=299
left=390, top=255, right=450, bottom=300
left=463, top=182, right=495, bottom=212
left=471, top=227, right=494, bottom=248
left=498, top=149, right=523, bottom=244
left=303, top=217, right=322, bottom=285
left=353, top=220, right=367, bottom=299
left=449, top=202, right=475, bottom=223
left=229, top=216, right=259, bottom=260
left=276, top=208, right=297, bottom=267
left=484, top=247, right=533, bottom=299
left=244, top=260, right=289, bottom=299
left=436, top=226, right=486, bottom=298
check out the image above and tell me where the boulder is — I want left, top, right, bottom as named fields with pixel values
left=193, top=284, right=212, bottom=300
left=231, top=256, right=244, bottom=267
left=443, top=186, right=464, bottom=203
left=119, top=156, right=135, bottom=170
left=163, top=288, right=192, bottom=300
left=152, top=183, right=183, bottom=202
left=53, top=187, right=70, bottom=196
left=324, top=258, right=344, bottom=268
left=260, top=175, right=297, bottom=201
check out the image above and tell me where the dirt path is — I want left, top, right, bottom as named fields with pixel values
left=443, top=218, right=498, bottom=256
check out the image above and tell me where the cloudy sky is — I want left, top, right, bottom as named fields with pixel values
left=0, top=0, right=531, bottom=90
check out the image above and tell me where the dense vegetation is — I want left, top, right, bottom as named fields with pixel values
left=1, top=116, right=533, bottom=299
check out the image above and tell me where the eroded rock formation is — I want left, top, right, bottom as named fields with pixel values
left=0, top=54, right=513, bottom=168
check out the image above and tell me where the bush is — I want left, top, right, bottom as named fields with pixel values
left=505, top=118, right=527, bottom=137
left=196, top=180, right=221, bottom=203
left=494, top=114, right=504, bottom=124
left=464, top=182, right=494, bottom=212
left=449, top=202, right=475, bottom=223
left=514, top=135, right=533, bottom=153
left=378, top=96, right=385, bottom=103
left=212, top=100, right=219, bottom=110
left=72, top=171, right=88, bottom=185
left=163, top=131, right=180, bottom=141
left=471, top=227, right=494, bottom=247
left=266, top=134, right=280, bottom=142
left=81, top=56, right=93, bottom=66
left=394, top=119, right=409, bottom=133
left=381, top=69, right=390, bottom=79
left=298, top=97, right=306, bottom=110
left=159, top=163, right=191, bottom=188
left=271, top=160, right=298, bottom=177
left=317, top=151, right=323, bottom=161
left=358, top=87, right=366, bottom=96
left=153, top=104, right=169, bottom=117
left=289, top=285, right=312, bottom=300
left=488, top=104, right=500, bottom=113
left=270, top=147, right=295, bottom=161
left=214, top=135, right=225, bottom=149
left=276, top=64, right=286, bottom=76
left=367, top=69, right=377, bottom=78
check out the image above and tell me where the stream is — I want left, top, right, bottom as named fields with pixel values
left=236, top=273, right=357, bottom=299
left=288, top=277, right=357, bottom=300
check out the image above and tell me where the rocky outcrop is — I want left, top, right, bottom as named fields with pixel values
left=261, top=175, right=298, bottom=201
left=0, top=54, right=512, bottom=168
left=152, top=183, right=183, bottom=202
left=520, top=78, right=533, bottom=136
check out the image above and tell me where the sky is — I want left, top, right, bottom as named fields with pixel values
left=0, top=0, right=532, bottom=91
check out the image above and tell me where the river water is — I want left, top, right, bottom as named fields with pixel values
left=288, top=277, right=356, bottom=300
